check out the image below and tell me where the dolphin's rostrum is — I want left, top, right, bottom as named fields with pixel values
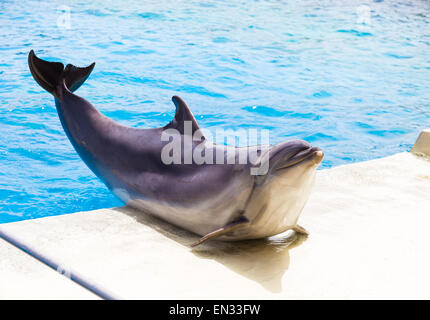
left=28, top=50, right=324, bottom=246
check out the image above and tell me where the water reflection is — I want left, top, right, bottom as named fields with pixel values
left=117, top=206, right=306, bottom=293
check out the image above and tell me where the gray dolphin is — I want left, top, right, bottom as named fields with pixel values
left=28, top=50, right=324, bottom=246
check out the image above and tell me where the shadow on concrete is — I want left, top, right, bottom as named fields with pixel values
left=113, top=206, right=306, bottom=293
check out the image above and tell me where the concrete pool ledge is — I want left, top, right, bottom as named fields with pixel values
left=411, top=128, right=430, bottom=158
left=1, top=129, right=430, bottom=299
left=0, top=237, right=100, bottom=300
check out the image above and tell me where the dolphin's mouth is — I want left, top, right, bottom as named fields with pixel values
left=275, top=146, right=324, bottom=170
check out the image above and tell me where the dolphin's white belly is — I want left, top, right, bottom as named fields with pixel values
left=121, top=173, right=254, bottom=237
left=117, top=159, right=318, bottom=241
left=223, top=158, right=318, bottom=240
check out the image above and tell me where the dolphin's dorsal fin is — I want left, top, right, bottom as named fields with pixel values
left=166, top=96, right=204, bottom=138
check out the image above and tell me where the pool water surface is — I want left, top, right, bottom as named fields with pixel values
left=0, top=0, right=429, bottom=222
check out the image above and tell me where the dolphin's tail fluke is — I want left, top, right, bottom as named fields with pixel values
left=28, top=50, right=95, bottom=98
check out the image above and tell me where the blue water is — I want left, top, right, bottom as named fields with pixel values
left=1, top=0, right=429, bottom=223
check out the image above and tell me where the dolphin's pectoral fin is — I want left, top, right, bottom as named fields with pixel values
left=190, top=216, right=249, bottom=247
left=165, top=96, right=205, bottom=139
left=292, top=224, right=309, bottom=236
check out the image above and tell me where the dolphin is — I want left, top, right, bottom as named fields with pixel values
left=28, top=50, right=324, bottom=246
